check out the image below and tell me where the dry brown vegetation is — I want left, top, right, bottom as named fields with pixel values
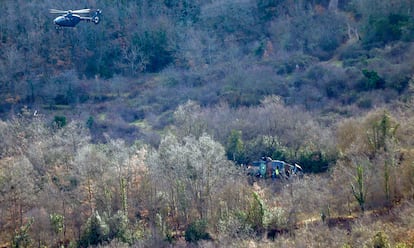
left=1, top=101, right=414, bottom=247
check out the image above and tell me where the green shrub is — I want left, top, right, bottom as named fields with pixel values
left=78, top=211, right=109, bottom=247
left=53, top=116, right=67, bottom=128
left=226, top=129, right=245, bottom=164
left=107, top=211, right=132, bottom=243
left=86, top=116, right=94, bottom=129
left=12, top=219, right=33, bottom=248
left=371, top=231, right=390, bottom=248
left=50, top=213, right=64, bottom=235
left=184, top=219, right=211, bottom=243
left=246, top=192, right=265, bottom=233
left=132, top=29, right=174, bottom=73
left=365, top=14, right=412, bottom=45
left=297, top=150, right=333, bottom=173
left=361, top=69, right=385, bottom=90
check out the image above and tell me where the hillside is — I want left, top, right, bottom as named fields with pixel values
left=1, top=0, right=414, bottom=247
left=1, top=0, right=413, bottom=142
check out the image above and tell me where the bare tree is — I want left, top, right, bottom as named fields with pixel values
left=173, top=100, right=207, bottom=138
left=147, top=132, right=237, bottom=236
left=328, top=0, right=338, bottom=12
left=0, top=156, right=37, bottom=245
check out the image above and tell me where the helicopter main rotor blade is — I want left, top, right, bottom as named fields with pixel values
left=71, top=9, right=91, bottom=14
left=49, top=9, right=68, bottom=14
left=49, top=8, right=91, bottom=14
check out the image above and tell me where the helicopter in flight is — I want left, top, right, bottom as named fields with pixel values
left=49, top=8, right=102, bottom=28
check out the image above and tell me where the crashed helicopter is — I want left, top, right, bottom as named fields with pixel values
left=248, top=157, right=303, bottom=180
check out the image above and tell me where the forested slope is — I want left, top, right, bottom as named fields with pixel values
left=1, top=0, right=414, bottom=142
left=1, top=0, right=414, bottom=247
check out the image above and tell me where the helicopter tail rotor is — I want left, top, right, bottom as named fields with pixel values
left=92, top=9, right=102, bottom=24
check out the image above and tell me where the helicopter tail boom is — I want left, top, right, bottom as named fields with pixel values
left=81, top=9, right=101, bottom=24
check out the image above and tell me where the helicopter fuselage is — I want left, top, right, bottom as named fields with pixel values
left=53, top=13, right=82, bottom=27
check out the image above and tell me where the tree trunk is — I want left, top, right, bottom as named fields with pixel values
left=328, top=0, right=338, bottom=12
